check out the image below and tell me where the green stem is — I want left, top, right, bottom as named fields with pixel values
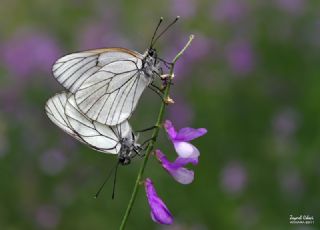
left=119, top=35, right=194, bottom=230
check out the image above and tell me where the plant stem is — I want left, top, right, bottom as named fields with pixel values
left=119, top=35, right=194, bottom=230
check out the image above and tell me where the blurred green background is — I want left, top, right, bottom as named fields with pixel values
left=0, top=0, right=320, bottom=229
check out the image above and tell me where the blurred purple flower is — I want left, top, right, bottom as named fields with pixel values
left=39, top=149, right=67, bottom=175
left=171, top=0, right=197, bottom=18
left=272, top=108, right=298, bottom=139
left=167, top=96, right=194, bottom=128
left=35, top=204, right=60, bottom=229
left=220, top=161, right=247, bottom=195
left=211, top=0, right=248, bottom=24
left=3, top=30, right=60, bottom=78
left=54, top=182, right=75, bottom=205
left=155, top=149, right=198, bottom=184
left=225, top=40, right=255, bottom=75
left=236, top=204, right=259, bottom=227
left=77, top=21, right=129, bottom=50
left=275, top=0, right=305, bottom=15
left=279, top=169, right=304, bottom=198
left=145, top=178, right=173, bottom=225
left=164, top=120, right=207, bottom=158
left=165, top=34, right=212, bottom=80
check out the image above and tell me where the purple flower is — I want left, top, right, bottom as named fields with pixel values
left=171, top=0, right=197, bottom=19
left=220, top=161, right=247, bottom=195
left=275, top=0, right=305, bottom=15
left=225, top=40, right=255, bottom=75
left=164, top=120, right=207, bottom=158
left=35, top=204, right=60, bottom=229
left=164, top=34, right=212, bottom=81
left=39, top=149, right=67, bottom=175
left=145, top=178, right=173, bottom=225
left=211, top=0, right=248, bottom=24
left=167, top=96, right=194, bottom=128
left=77, top=21, right=129, bottom=50
left=155, top=150, right=198, bottom=184
left=2, top=29, right=60, bottom=78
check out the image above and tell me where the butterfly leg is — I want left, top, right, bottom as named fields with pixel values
left=133, top=148, right=145, bottom=157
left=136, top=125, right=159, bottom=133
left=157, top=57, right=174, bottom=69
left=141, top=136, right=157, bottom=148
left=148, top=84, right=166, bottom=102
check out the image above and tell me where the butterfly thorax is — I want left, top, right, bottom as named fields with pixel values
left=142, top=48, right=162, bottom=78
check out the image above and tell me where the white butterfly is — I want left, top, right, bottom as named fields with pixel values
left=52, top=17, right=178, bottom=126
left=45, top=92, right=141, bottom=165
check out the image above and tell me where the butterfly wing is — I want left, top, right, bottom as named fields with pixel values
left=45, top=91, right=84, bottom=143
left=45, top=92, right=128, bottom=154
left=53, top=48, right=152, bottom=126
left=52, top=48, right=143, bottom=93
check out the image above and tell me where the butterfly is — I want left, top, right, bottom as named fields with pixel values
left=45, top=92, right=142, bottom=165
left=51, top=17, right=178, bottom=126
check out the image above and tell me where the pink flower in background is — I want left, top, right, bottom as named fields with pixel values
left=220, top=161, right=248, bottom=195
left=225, top=40, right=255, bottom=75
left=275, top=0, right=305, bottom=15
left=272, top=108, right=298, bottom=139
left=155, top=150, right=198, bottom=184
left=279, top=169, right=304, bottom=198
left=165, top=34, right=212, bottom=80
left=145, top=178, right=173, bottom=225
left=77, top=21, right=129, bottom=50
left=39, top=149, right=67, bottom=175
left=35, top=204, right=60, bottom=229
left=167, top=96, right=194, bottom=128
left=171, top=0, right=197, bottom=19
left=3, top=29, right=60, bottom=78
left=164, top=120, right=207, bottom=158
left=211, top=0, right=248, bottom=24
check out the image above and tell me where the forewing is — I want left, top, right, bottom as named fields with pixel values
left=52, top=48, right=143, bottom=93
left=65, top=94, right=120, bottom=154
left=75, top=63, right=151, bottom=126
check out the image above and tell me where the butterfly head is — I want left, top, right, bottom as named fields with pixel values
left=147, top=48, right=157, bottom=58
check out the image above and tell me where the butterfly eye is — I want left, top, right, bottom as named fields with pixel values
left=148, top=49, right=155, bottom=56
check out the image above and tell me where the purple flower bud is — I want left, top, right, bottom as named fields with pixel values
left=145, top=178, right=173, bottom=225
left=164, top=120, right=207, bottom=158
left=155, top=150, right=198, bottom=184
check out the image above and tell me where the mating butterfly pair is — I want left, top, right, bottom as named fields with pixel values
left=45, top=17, right=178, bottom=165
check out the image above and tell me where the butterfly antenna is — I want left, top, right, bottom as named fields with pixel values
left=111, top=161, right=120, bottom=200
left=94, top=161, right=118, bottom=199
left=151, top=16, right=179, bottom=47
left=150, top=17, right=164, bottom=48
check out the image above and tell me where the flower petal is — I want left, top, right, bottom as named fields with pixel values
left=175, top=127, right=207, bottom=141
left=174, top=141, right=200, bottom=158
left=155, top=150, right=197, bottom=184
left=174, top=156, right=199, bottom=167
left=164, top=120, right=177, bottom=140
left=145, top=178, right=173, bottom=225
left=170, top=167, right=194, bottom=184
